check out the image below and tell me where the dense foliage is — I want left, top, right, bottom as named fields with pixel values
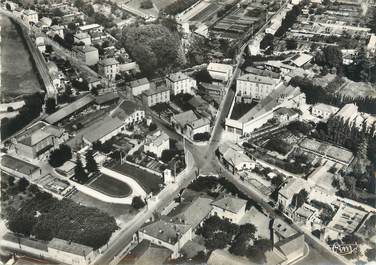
left=49, top=144, right=72, bottom=168
left=164, top=0, right=199, bottom=15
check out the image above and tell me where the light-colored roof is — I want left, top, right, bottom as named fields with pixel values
left=335, top=103, right=358, bottom=121
left=45, top=94, right=95, bottom=124
left=57, top=160, right=76, bottom=173
left=95, top=92, right=119, bottom=105
left=82, top=117, right=124, bottom=143
left=142, top=86, right=170, bottom=96
left=16, top=121, right=63, bottom=146
left=208, top=249, right=254, bottom=265
left=171, top=110, right=197, bottom=127
left=23, top=9, right=37, bottom=16
left=368, top=34, right=376, bottom=49
left=74, top=32, right=90, bottom=40
left=207, top=63, right=233, bottom=73
left=73, top=45, right=98, bottom=53
left=275, top=233, right=304, bottom=258
left=48, top=238, right=93, bottom=257
left=99, top=57, right=119, bottom=66
left=130, top=77, right=149, bottom=88
left=145, top=130, right=169, bottom=147
left=211, top=196, right=247, bottom=214
left=312, top=103, right=339, bottom=114
left=188, top=117, right=210, bottom=129
left=167, top=72, right=190, bottom=82
left=125, top=240, right=171, bottom=265
left=79, top=23, right=101, bottom=31
left=140, top=220, right=191, bottom=245
left=119, top=100, right=141, bottom=115
left=222, top=145, right=253, bottom=168
left=237, top=73, right=280, bottom=85
left=3, top=233, right=47, bottom=251
left=278, top=178, right=307, bottom=201
left=291, top=54, right=313, bottom=67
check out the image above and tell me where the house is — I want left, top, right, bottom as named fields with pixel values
left=186, top=117, right=210, bottom=138
left=122, top=239, right=171, bottom=265
left=170, top=110, right=197, bottom=133
left=72, top=46, right=99, bottom=66
left=44, top=94, right=95, bottom=125
left=23, top=9, right=38, bottom=24
left=144, top=130, right=170, bottom=157
left=98, top=58, right=119, bottom=80
left=112, top=100, right=145, bottom=125
left=138, top=219, right=192, bottom=259
left=367, top=34, right=376, bottom=55
left=211, top=196, right=247, bottom=224
left=47, top=238, right=95, bottom=265
left=94, top=92, right=119, bottom=108
left=13, top=121, right=65, bottom=160
left=73, top=32, right=91, bottom=46
left=236, top=73, right=282, bottom=100
left=207, top=63, right=233, bottom=82
left=269, top=233, right=305, bottom=265
left=142, top=86, right=170, bottom=107
left=290, top=54, right=313, bottom=68
left=56, top=160, right=76, bottom=177
left=311, top=103, right=339, bottom=119
left=218, top=143, right=255, bottom=173
left=48, top=25, right=64, bottom=39
left=129, top=78, right=150, bottom=96
left=82, top=116, right=125, bottom=144
left=166, top=72, right=196, bottom=95
left=278, top=178, right=309, bottom=209
left=273, top=107, right=301, bottom=123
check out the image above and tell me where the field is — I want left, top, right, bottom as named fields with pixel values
left=112, top=162, right=163, bottom=195
left=89, top=174, right=132, bottom=198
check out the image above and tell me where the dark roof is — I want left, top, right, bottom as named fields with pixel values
left=129, top=78, right=149, bottom=88
left=82, top=117, right=124, bottom=143
left=95, top=92, right=119, bottom=105
left=142, top=86, right=169, bottom=96
left=45, top=94, right=95, bottom=124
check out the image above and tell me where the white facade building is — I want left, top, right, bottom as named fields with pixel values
left=144, top=130, right=170, bottom=157
left=311, top=103, right=339, bottom=119
left=236, top=73, right=281, bottom=100
left=142, top=86, right=170, bottom=107
left=207, top=63, right=233, bottom=82
left=98, top=58, right=119, bottom=80
left=211, top=196, right=247, bottom=224
left=166, top=72, right=197, bottom=95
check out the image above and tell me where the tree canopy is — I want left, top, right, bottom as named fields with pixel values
left=49, top=144, right=72, bottom=168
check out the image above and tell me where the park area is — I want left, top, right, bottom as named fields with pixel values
left=88, top=174, right=132, bottom=198
left=111, top=162, right=163, bottom=195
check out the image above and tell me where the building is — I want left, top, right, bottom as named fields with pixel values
left=186, top=117, right=210, bottom=138
left=13, top=121, right=65, bottom=160
left=207, top=63, right=233, bottom=82
left=98, top=58, right=119, bottom=80
left=211, top=196, right=247, bottom=224
left=166, top=72, right=196, bottom=95
left=48, top=238, right=95, bottom=265
left=144, top=130, right=170, bottom=157
left=367, top=34, right=376, bottom=55
left=273, top=107, right=301, bottom=123
left=72, top=46, right=99, bottom=66
left=171, top=110, right=198, bottom=134
left=44, top=94, right=95, bottom=125
left=112, top=100, right=145, bottom=125
left=138, top=220, right=192, bottom=259
left=142, top=86, right=170, bottom=107
left=218, top=143, right=255, bottom=173
left=78, top=23, right=103, bottom=33
left=311, top=103, right=339, bottom=119
left=129, top=78, right=150, bottom=96
left=271, top=233, right=305, bottom=265
left=278, top=178, right=310, bottom=209
left=122, top=240, right=171, bottom=265
left=94, top=92, right=119, bottom=108
left=82, top=117, right=125, bottom=144
left=48, top=25, right=64, bottom=39
left=73, top=32, right=91, bottom=46
left=236, top=73, right=282, bottom=100
left=23, top=9, right=38, bottom=24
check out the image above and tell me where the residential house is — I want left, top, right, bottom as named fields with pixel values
left=218, top=143, right=255, bottom=173
left=138, top=220, right=192, bottom=259
left=73, top=32, right=91, bottom=46
left=98, top=58, right=119, bottom=80
left=13, top=121, right=65, bottom=160
left=207, top=63, right=233, bottom=82
left=144, top=130, right=170, bottom=157
left=23, top=9, right=38, bottom=24
left=44, top=94, right=95, bottom=125
left=273, top=107, right=301, bottom=123
left=166, top=72, right=196, bottom=95
left=170, top=110, right=197, bottom=134
left=278, top=178, right=309, bottom=209
left=48, top=238, right=95, bottom=265
left=130, top=78, right=151, bottom=96
left=112, top=100, right=145, bottom=125
left=236, top=73, right=282, bottom=100
left=185, top=117, right=210, bottom=138
left=211, top=196, right=247, bottom=224
left=142, top=86, right=170, bottom=107
left=72, top=46, right=99, bottom=66
left=48, top=25, right=64, bottom=39
left=311, top=103, right=339, bottom=119
left=82, top=116, right=125, bottom=144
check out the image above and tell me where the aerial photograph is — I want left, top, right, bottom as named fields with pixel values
left=0, top=0, right=375, bottom=264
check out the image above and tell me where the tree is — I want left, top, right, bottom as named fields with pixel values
left=132, top=196, right=145, bottom=209
left=6, top=3, right=11, bottom=10
left=291, top=189, right=308, bottom=208
left=74, top=157, right=88, bottom=183
left=49, top=144, right=72, bottom=168
left=85, top=150, right=98, bottom=173
left=193, top=132, right=210, bottom=141
left=45, top=98, right=57, bottom=114
left=260, top=34, right=274, bottom=50
left=148, top=123, right=157, bottom=131
left=161, top=149, right=178, bottom=163
left=18, top=177, right=30, bottom=192
left=286, top=39, right=297, bottom=50
left=271, top=175, right=284, bottom=187
left=315, top=46, right=343, bottom=69
left=7, top=212, right=36, bottom=236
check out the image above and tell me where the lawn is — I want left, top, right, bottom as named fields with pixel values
left=112, top=162, right=163, bottom=195
left=89, top=174, right=132, bottom=198
left=230, top=102, right=258, bottom=120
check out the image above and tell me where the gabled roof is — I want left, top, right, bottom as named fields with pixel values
left=171, top=110, right=197, bottom=127
left=74, top=32, right=90, bottom=40
left=274, top=233, right=304, bottom=258
left=140, top=220, right=191, bottom=245
left=145, top=130, right=169, bottom=147
left=142, top=86, right=170, bottom=96
left=123, top=240, right=171, bottom=265
left=167, top=72, right=190, bottom=82
left=82, top=117, right=124, bottom=143
left=237, top=73, right=280, bottom=85
left=187, top=117, right=210, bottom=129
left=211, top=196, right=247, bottom=214
left=99, top=57, right=119, bottom=66
left=95, top=92, right=119, bottom=105
left=48, top=238, right=93, bottom=257
left=207, top=63, right=233, bottom=73
left=16, top=121, right=63, bottom=146
left=129, top=77, right=149, bottom=88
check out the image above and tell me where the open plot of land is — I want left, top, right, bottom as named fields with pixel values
left=89, top=174, right=132, bottom=198
left=1, top=155, right=39, bottom=175
left=112, top=162, right=163, bottom=195
left=336, top=80, right=376, bottom=99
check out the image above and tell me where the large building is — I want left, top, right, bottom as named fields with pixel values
left=129, top=78, right=150, bottom=96
left=311, top=103, right=339, bottom=120
left=207, top=63, right=233, bottom=82
left=142, top=86, right=170, bottom=107
left=22, top=9, right=38, bottom=24
left=278, top=178, right=310, bottom=209
left=144, top=130, right=170, bottom=157
left=13, top=121, right=65, bottom=160
left=112, top=100, right=145, bottom=125
left=166, top=72, right=196, bottom=95
left=98, top=58, right=119, bottom=80
left=236, top=73, right=282, bottom=100
left=82, top=117, right=125, bottom=144
left=72, top=46, right=99, bottom=66
left=211, top=196, right=247, bottom=224
left=185, top=117, right=210, bottom=138
left=73, top=32, right=91, bottom=46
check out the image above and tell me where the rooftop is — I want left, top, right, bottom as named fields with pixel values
left=79, top=23, right=102, bottom=31
left=48, top=238, right=93, bottom=257
left=272, top=219, right=298, bottom=239
left=313, top=103, right=339, bottom=114
left=207, top=63, right=233, bottom=73
left=3, top=233, right=47, bottom=252
left=290, top=54, right=313, bottom=67
left=24, top=9, right=37, bottom=16
left=145, top=130, right=169, bottom=147
left=140, top=220, right=191, bottom=245
left=211, top=196, right=247, bottom=214
left=237, top=73, right=280, bottom=85
left=1, top=155, right=39, bottom=175
left=129, top=77, right=149, bottom=88
left=95, top=92, right=119, bottom=105
left=99, top=57, right=119, bottom=66
left=221, top=144, right=253, bottom=168
left=45, top=94, right=95, bottom=124
left=123, top=240, right=171, bottom=265
left=335, top=103, right=358, bottom=121
left=142, top=86, right=170, bottom=96
left=167, top=72, right=190, bottom=82
left=188, top=117, right=210, bottom=129
left=16, top=121, right=63, bottom=147
left=171, top=110, right=197, bottom=127
left=82, top=116, right=124, bottom=144
left=278, top=178, right=308, bottom=202
left=73, top=45, right=98, bottom=53
left=74, top=32, right=90, bottom=40
left=274, top=233, right=305, bottom=258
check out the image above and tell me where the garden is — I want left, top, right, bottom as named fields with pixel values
left=89, top=174, right=132, bottom=198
